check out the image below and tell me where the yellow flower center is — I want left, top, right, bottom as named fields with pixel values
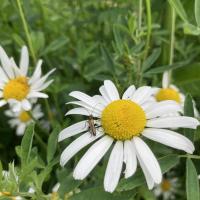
left=19, top=111, right=31, bottom=122
left=161, top=179, right=171, bottom=192
left=156, top=88, right=181, bottom=103
left=3, top=76, right=30, bottom=101
left=101, top=100, right=146, bottom=140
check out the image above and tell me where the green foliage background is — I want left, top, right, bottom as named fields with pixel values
left=0, top=0, right=200, bottom=199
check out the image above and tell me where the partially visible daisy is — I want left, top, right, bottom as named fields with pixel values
left=5, top=104, right=43, bottom=135
left=154, top=176, right=180, bottom=200
left=154, top=71, right=199, bottom=117
left=59, top=80, right=199, bottom=192
left=0, top=46, right=55, bottom=112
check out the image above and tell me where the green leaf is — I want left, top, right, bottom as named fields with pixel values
left=117, top=154, right=179, bottom=191
left=168, top=0, right=188, bottom=22
left=70, top=187, right=136, bottom=200
left=100, top=45, right=116, bottom=74
left=145, top=60, right=191, bottom=75
left=47, top=125, right=60, bottom=163
left=186, top=158, right=200, bottom=200
left=183, top=23, right=200, bottom=35
left=195, top=0, right=200, bottom=27
left=184, top=94, right=195, bottom=141
left=142, top=48, right=161, bottom=72
left=21, top=123, right=35, bottom=165
left=58, top=173, right=82, bottom=198
left=113, top=24, right=124, bottom=54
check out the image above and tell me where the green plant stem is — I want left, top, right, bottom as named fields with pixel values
left=45, top=99, right=54, bottom=126
left=143, top=0, right=152, bottom=60
left=16, top=0, right=36, bottom=64
left=53, top=94, right=63, bottom=122
left=136, top=0, right=143, bottom=86
left=28, top=111, right=48, bottom=136
left=34, top=132, right=47, bottom=152
left=179, top=155, right=200, bottom=160
left=166, top=6, right=176, bottom=86
left=136, top=0, right=152, bottom=86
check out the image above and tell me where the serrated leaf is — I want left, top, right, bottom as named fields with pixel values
left=195, top=0, right=200, bottom=27
left=184, top=94, right=195, bottom=141
left=168, top=0, right=188, bottom=22
left=117, top=154, right=179, bottom=191
left=21, top=123, right=35, bottom=165
left=47, top=125, right=60, bottom=163
left=186, top=158, right=200, bottom=200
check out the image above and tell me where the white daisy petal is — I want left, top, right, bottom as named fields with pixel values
left=69, top=91, right=103, bottom=111
left=27, top=91, right=48, bottom=99
left=133, top=137, right=162, bottom=185
left=73, top=136, right=113, bottom=180
left=34, top=79, right=54, bottom=91
left=124, top=140, right=137, bottom=178
left=122, top=85, right=136, bottom=100
left=92, top=95, right=108, bottom=107
left=104, top=141, right=124, bottom=193
left=100, top=85, right=113, bottom=103
left=104, top=80, right=120, bottom=101
left=29, top=59, right=43, bottom=84
left=31, top=68, right=56, bottom=90
left=136, top=149, right=155, bottom=189
left=10, top=57, right=21, bottom=77
left=21, top=99, right=32, bottom=111
left=67, top=101, right=102, bottom=115
left=65, top=107, right=95, bottom=117
left=131, top=86, right=153, bottom=105
left=0, top=46, right=14, bottom=79
left=60, top=131, right=103, bottom=167
left=142, top=128, right=195, bottom=154
left=147, top=116, right=200, bottom=129
left=58, top=120, right=89, bottom=142
left=162, top=71, right=170, bottom=88
left=0, top=100, right=7, bottom=107
left=19, top=46, right=29, bottom=76
left=0, top=67, right=9, bottom=82
left=16, top=123, right=26, bottom=136
left=145, top=101, right=182, bottom=119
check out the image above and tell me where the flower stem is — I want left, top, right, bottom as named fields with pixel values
left=166, top=6, right=176, bottom=86
left=16, top=0, right=36, bottom=64
left=28, top=111, right=48, bottom=136
left=143, top=0, right=152, bottom=60
left=136, top=0, right=143, bottom=86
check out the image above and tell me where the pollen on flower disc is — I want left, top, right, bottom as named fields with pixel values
left=3, top=76, right=30, bottom=101
left=101, top=100, right=146, bottom=140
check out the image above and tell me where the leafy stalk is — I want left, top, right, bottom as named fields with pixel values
left=16, top=0, right=36, bottom=63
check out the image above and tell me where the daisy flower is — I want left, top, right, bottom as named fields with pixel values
left=154, top=176, right=180, bottom=200
left=154, top=71, right=199, bottom=117
left=0, top=46, right=55, bottom=112
left=5, top=104, right=43, bottom=135
left=58, top=80, right=199, bottom=193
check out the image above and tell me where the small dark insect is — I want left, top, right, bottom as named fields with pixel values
left=87, top=114, right=101, bottom=136
left=88, top=114, right=97, bottom=136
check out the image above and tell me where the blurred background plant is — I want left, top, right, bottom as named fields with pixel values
left=0, top=0, right=200, bottom=199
